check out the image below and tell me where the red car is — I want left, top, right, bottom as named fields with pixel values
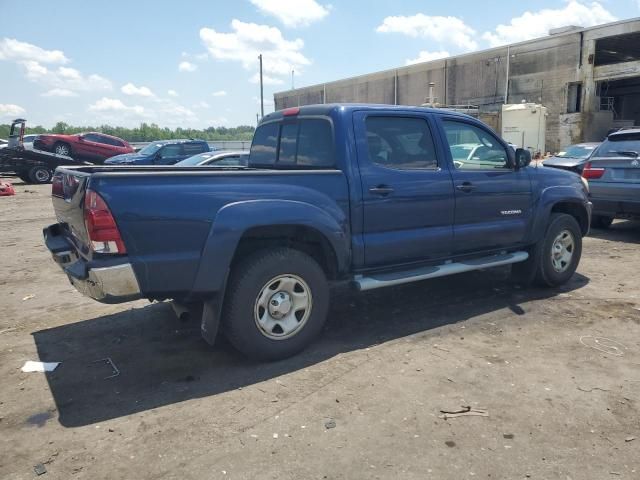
left=34, top=132, right=134, bottom=163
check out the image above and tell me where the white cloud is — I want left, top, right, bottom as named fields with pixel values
left=159, top=103, right=197, bottom=120
left=0, top=38, right=69, bottom=64
left=200, top=19, right=310, bottom=82
left=250, top=0, right=330, bottom=27
left=41, top=88, right=77, bottom=97
left=194, top=101, right=211, bottom=109
left=178, top=61, right=198, bottom=72
left=483, top=1, right=617, bottom=47
left=20, top=60, right=112, bottom=92
left=377, top=14, right=478, bottom=51
left=121, top=82, right=154, bottom=97
left=249, top=72, right=284, bottom=85
left=88, top=97, right=145, bottom=115
left=406, top=50, right=450, bottom=65
left=167, top=89, right=178, bottom=97
left=212, top=90, right=227, bottom=97
left=0, top=103, right=25, bottom=117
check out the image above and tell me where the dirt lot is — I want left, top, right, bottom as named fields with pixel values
left=0, top=179, right=639, bottom=480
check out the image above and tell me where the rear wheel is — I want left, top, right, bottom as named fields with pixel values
left=53, top=142, right=71, bottom=157
left=222, top=248, right=329, bottom=360
left=534, top=213, right=582, bottom=287
left=591, top=215, right=613, bottom=229
left=28, top=166, right=53, bottom=184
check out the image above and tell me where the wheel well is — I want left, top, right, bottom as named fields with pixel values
left=551, top=202, right=588, bottom=235
left=232, top=225, right=339, bottom=279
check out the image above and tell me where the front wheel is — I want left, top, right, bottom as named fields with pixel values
left=53, top=142, right=71, bottom=157
left=28, top=166, right=53, bottom=184
left=534, top=213, right=582, bottom=287
left=222, top=248, right=329, bottom=360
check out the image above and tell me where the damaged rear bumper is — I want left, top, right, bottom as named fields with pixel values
left=43, top=224, right=141, bottom=304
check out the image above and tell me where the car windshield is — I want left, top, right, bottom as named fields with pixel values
left=556, top=144, right=596, bottom=159
left=138, top=143, right=163, bottom=155
left=176, top=153, right=213, bottom=166
left=593, top=137, right=640, bottom=158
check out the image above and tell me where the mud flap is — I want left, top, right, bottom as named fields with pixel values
left=200, top=299, right=221, bottom=346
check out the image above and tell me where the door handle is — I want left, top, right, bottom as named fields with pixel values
left=455, top=182, right=475, bottom=193
left=369, top=185, right=394, bottom=196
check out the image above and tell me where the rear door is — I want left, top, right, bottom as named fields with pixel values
left=436, top=117, right=532, bottom=254
left=353, top=111, right=455, bottom=267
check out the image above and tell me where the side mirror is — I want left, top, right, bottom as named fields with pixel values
left=514, top=148, right=532, bottom=169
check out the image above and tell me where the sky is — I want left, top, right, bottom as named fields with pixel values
left=1, top=0, right=639, bottom=129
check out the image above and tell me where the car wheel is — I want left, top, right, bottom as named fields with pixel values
left=591, top=215, right=613, bottom=229
left=17, top=173, right=31, bottom=183
left=534, top=213, right=582, bottom=287
left=54, top=142, right=71, bottom=157
left=222, top=247, right=329, bottom=361
left=28, top=166, right=53, bottom=184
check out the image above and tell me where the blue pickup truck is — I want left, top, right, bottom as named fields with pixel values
left=44, top=104, right=591, bottom=360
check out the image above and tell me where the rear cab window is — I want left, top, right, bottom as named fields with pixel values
left=594, top=132, right=640, bottom=158
left=249, top=118, right=334, bottom=168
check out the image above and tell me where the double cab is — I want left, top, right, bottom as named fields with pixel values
left=44, top=104, right=592, bottom=360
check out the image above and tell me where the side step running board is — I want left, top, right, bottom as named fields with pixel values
left=354, top=251, right=529, bottom=291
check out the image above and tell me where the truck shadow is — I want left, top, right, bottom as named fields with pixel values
left=588, top=220, right=640, bottom=243
left=33, top=268, right=589, bottom=427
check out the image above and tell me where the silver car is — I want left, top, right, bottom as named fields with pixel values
left=175, top=150, right=248, bottom=167
left=583, top=129, right=640, bottom=228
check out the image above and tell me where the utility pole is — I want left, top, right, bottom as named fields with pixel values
left=291, top=69, right=295, bottom=90
left=256, top=113, right=259, bottom=125
left=258, top=54, right=264, bottom=118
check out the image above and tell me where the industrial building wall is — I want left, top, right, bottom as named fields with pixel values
left=274, top=19, right=640, bottom=152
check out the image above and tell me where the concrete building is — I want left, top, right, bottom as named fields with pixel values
left=274, top=18, right=640, bottom=152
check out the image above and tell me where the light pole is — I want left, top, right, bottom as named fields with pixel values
left=258, top=54, right=264, bottom=118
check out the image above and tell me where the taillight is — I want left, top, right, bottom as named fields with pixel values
left=84, top=189, right=126, bottom=254
left=582, top=162, right=605, bottom=180
left=51, top=175, right=63, bottom=197
left=283, top=107, right=300, bottom=116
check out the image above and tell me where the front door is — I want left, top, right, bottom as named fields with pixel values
left=437, top=117, right=532, bottom=254
left=354, top=111, right=455, bottom=267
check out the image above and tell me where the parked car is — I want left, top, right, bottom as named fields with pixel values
left=175, top=150, right=248, bottom=167
left=105, top=139, right=210, bottom=165
left=33, top=132, right=133, bottom=163
left=44, top=104, right=591, bottom=360
left=22, top=134, right=38, bottom=150
left=0, top=139, right=7, bottom=149
left=582, top=129, right=640, bottom=228
left=542, top=143, right=599, bottom=173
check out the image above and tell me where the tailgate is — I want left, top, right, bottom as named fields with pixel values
left=588, top=157, right=640, bottom=184
left=50, top=168, right=92, bottom=259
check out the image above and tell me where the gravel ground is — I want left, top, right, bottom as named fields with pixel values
left=0, top=179, right=639, bottom=480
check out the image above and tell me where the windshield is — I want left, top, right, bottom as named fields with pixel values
left=593, top=137, right=640, bottom=158
left=176, top=153, right=213, bottom=166
left=556, top=144, right=596, bottom=159
left=138, top=143, right=163, bottom=155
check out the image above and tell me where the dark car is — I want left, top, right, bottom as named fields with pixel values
left=33, top=132, right=134, bottom=163
left=44, top=104, right=590, bottom=360
left=175, top=150, right=248, bottom=167
left=582, top=129, right=640, bottom=228
left=105, top=139, right=210, bottom=165
left=542, top=143, right=599, bottom=173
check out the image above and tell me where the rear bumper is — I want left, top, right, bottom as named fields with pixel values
left=43, top=224, right=141, bottom=304
left=591, top=197, right=640, bottom=218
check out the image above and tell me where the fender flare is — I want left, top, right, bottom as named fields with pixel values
left=528, top=185, right=590, bottom=243
left=191, top=199, right=350, bottom=294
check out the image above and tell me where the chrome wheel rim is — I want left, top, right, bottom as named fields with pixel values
left=55, top=145, right=69, bottom=155
left=551, top=229, right=574, bottom=273
left=254, top=274, right=312, bottom=340
left=34, top=169, right=49, bottom=182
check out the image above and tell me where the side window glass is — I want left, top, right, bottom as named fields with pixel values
left=157, top=144, right=182, bottom=163
left=443, top=121, right=509, bottom=170
left=249, top=122, right=279, bottom=166
left=364, top=116, right=438, bottom=169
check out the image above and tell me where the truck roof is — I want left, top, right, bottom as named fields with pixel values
left=261, top=103, right=473, bottom=123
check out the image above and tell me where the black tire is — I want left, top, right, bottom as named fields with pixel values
left=222, top=248, right=329, bottom=361
left=53, top=141, right=72, bottom=157
left=591, top=215, right=613, bottom=229
left=17, top=173, right=31, bottom=183
left=28, top=166, right=53, bottom=184
left=534, top=213, right=582, bottom=287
